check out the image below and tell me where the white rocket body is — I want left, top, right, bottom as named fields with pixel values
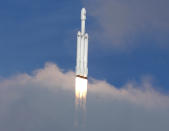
left=76, top=8, right=88, bottom=79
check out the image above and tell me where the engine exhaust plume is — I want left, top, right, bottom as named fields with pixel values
left=74, top=76, right=88, bottom=128
left=75, top=77, right=87, bottom=109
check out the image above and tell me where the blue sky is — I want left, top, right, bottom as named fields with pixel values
left=0, top=0, right=81, bottom=74
left=0, top=0, right=169, bottom=91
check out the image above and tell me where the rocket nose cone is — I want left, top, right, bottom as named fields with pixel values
left=81, top=8, right=86, bottom=15
left=81, top=8, right=86, bottom=20
left=81, top=8, right=86, bottom=12
left=77, top=31, right=81, bottom=36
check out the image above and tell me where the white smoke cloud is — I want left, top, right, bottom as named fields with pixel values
left=89, top=78, right=169, bottom=109
left=82, top=0, right=169, bottom=49
left=0, top=62, right=169, bottom=131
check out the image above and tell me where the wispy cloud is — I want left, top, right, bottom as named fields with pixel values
left=83, top=0, right=169, bottom=50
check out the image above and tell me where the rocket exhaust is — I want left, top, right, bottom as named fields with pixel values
left=75, top=76, right=87, bottom=128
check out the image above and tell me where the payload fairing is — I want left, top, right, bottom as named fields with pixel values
left=76, top=8, right=88, bottom=79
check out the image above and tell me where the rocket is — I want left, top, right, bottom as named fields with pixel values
left=76, top=8, right=88, bottom=79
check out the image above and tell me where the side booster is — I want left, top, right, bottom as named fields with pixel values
left=76, top=8, right=88, bottom=79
